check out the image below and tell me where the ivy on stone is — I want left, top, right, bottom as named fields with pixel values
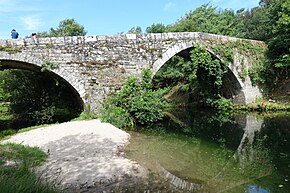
left=41, top=61, right=59, bottom=72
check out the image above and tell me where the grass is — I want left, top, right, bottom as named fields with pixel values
left=0, top=114, right=14, bottom=121
left=0, top=143, right=46, bottom=166
left=0, top=143, right=63, bottom=193
left=72, top=111, right=98, bottom=121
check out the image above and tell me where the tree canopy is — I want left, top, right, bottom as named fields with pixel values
left=37, top=18, right=87, bottom=38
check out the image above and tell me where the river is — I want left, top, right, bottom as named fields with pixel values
left=125, top=109, right=290, bottom=193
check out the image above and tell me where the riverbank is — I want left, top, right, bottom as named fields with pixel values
left=2, top=119, right=147, bottom=192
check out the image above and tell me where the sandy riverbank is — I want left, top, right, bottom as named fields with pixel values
left=2, top=119, right=147, bottom=192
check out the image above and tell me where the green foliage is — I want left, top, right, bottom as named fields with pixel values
left=238, top=6, right=273, bottom=41
left=127, top=26, right=142, bottom=34
left=154, top=46, right=231, bottom=109
left=212, top=40, right=267, bottom=85
left=99, top=69, right=168, bottom=128
left=0, top=144, right=62, bottom=193
left=0, top=45, right=22, bottom=54
left=146, top=23, right=167, bottom=33
left=75, top=111, right=98, bottom=120
left=166, top=4, right=245, bottom=38
left=266, top=0, right=290, bottom=82
left=0, top=69, right=82, bottom=127
left=153, top=56, right=186, bottom=88
left=212, top=43, right=234, bottom=64
left=0, top=130, right=17, bottom=140
left=99, top=103, right=133, bottom=129
left=189, top=46, right=228, bottom=95
left=234, top=101, right=290, bottom=112
left=143, top=1, right=289, bottom=92
left=0, top=78, right=10, bottom=102
left=41, top=61, right=59, bottom=72
left=248, top=61, right=268, bottom=84
left=37, top=18, right=87, bottom=37
left=205, top=97, right=233, bottom=113
left=255, top=96, right=264, bottom=102
left=0, top=143, right=46, bottom=166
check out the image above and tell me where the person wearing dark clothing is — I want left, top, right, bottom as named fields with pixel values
left=31, top=33, right=37, bottom=39
left=11, top=29, right=19, bottom=39
left=31, top=32, right=38, bottom=44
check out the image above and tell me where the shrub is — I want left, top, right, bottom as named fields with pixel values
left=99, top=69, right=168, bottom=128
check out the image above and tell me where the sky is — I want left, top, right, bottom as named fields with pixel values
left=0, top=0, right=261, bottom=39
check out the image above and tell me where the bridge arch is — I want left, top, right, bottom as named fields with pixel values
left=152, top=42, right=245, bottom=103
left=0, top=59, right=84, bottom=113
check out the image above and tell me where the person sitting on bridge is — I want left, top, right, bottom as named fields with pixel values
left=31, top=32, right=38, bottom=44
left=11, top=29, right=19, bottom=39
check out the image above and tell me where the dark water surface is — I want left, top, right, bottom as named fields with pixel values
left=125, top=110, right=290, bottom=193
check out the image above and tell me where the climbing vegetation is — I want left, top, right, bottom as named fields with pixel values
left=154, top=45, right=230, bottom=109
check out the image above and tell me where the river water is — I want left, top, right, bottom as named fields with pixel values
left=125, top=109, right=290, bottom=193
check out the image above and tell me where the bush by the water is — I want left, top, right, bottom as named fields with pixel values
left=99, top=69, right=169, bottom=128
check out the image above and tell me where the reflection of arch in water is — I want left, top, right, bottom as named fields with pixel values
left=235, top=115, right=263, bottom=163
left=0, top=59, right=84, bottom=112
left=159, top=166, right=204, bottom=192
left=160, top=114, right=273, bottom=192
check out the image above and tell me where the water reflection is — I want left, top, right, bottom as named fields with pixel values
left=246, top=185, right=270, bottom=193
left=125, top=110, right=290, bottom=192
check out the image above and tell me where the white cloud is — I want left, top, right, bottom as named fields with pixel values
left=164, top=2, right=175, bottom=11
left=20, top=15, right=43, bottom=30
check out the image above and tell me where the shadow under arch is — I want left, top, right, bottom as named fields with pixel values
left=0, top=59, right=84, bottom=115
left=152, top=42, right=245, bottom=103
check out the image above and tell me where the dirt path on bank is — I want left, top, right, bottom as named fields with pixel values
left=2, top=120, right=147, bottom=192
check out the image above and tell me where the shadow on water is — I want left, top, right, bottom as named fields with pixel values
left=125, top=108, right=290, bottom=193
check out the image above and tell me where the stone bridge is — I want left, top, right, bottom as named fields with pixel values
left=0, top=32, right=265, bottom=112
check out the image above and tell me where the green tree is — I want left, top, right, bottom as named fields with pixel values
left=37, top=18, right=87, bottom=37
left=166, top=4, right=242, bottom=37
left=127, top=26, right=142, bottom=34
left=237, top=6, right=272, bottom=40
left=146, top=23, right=167, bottom=33
left=266, top=0, right=290, bottom=81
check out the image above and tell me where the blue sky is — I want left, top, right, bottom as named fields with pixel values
left=0, top=0, right=260, bottom=39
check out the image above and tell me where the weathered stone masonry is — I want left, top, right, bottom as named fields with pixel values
left=0, top=32, right=265, bottom=112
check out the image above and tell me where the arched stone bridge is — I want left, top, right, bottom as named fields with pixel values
left=0, top=32, right=265, bottom=112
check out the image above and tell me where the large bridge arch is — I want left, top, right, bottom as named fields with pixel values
left=0, top=59, right=84, bottom=111
left=152, top=42, right=246, bottom=104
